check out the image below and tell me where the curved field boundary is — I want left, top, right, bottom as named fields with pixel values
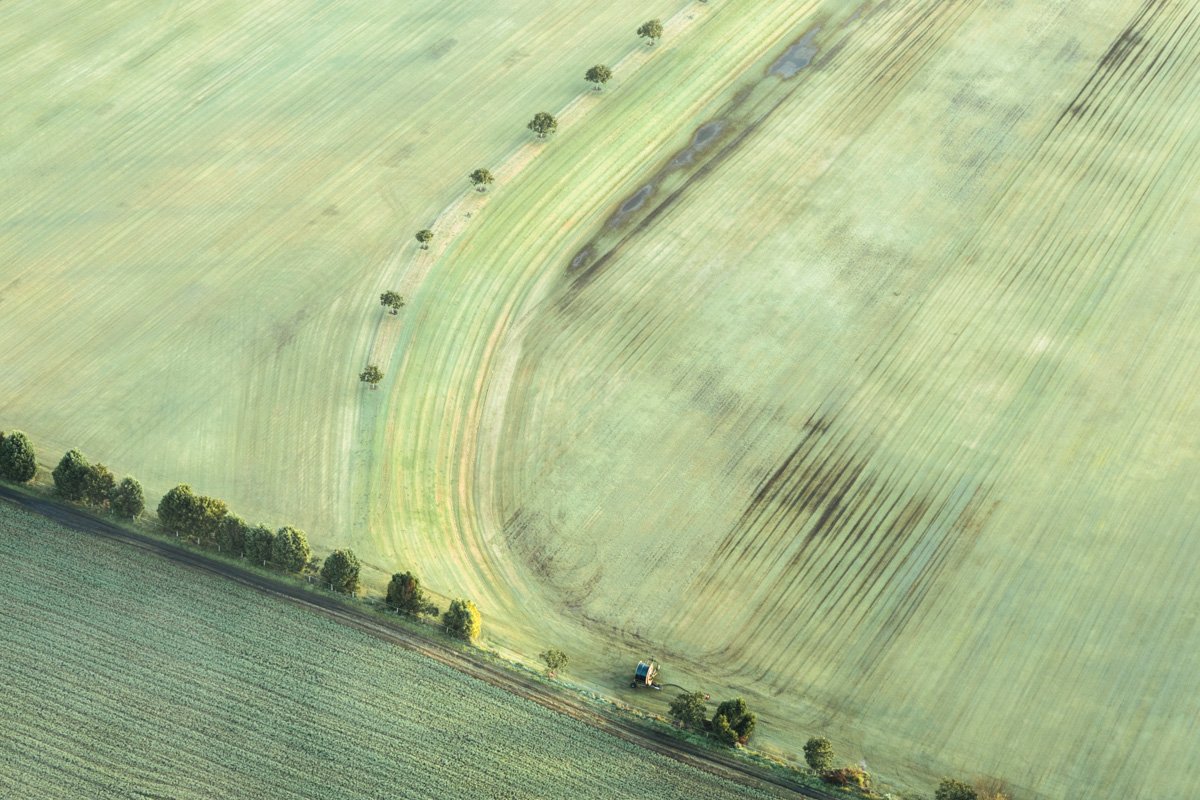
left=357, top=0, right=840, bottom=677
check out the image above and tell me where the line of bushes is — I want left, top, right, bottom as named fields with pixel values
left=668, top=691, right=757, bottom=748
left=801, top=736, right=1010, bottom=800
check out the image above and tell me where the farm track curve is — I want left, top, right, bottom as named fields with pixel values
left=0, top=485, right=838, bottom=800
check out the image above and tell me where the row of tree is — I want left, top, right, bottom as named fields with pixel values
left=160, top=483, right=362, bottom=596
left=157, top=484, right=324, bottom=576
left=53, top=449, right=145, bottom=518
left=3, top=432, right=482, bottom=644
left=384, top=19, right=668, bottom=373
left=384, top=569, right=481, bottom=641
left=802, top=737, right=1004, bottom=800
left=668, top=691, right=757, bottom=747
left=0, top=435, right=146, bottom=519
left=156, top=486, right=482, bottom=639
left=360, top=17, right=668, bottom=395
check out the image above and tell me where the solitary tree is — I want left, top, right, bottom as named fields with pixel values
left=0, top=431, right=37, bottom=483
left=380, top=291, right=406, bottom=315
left=272, top=526, right=311, bottom=573
left=668, top=691, right=708, bottom=730
left=468, top=168, right=494, bottom=192
left=527, top=112, right=558, bottom=139
left=110, top=476, right=145, bottom=519
left=321, top=549, right=361, bottom=594
left=359, top=364, right=384, bottom=389
left=804, top=737, right=836, bottom=773
left=711, top=697, right=755, bottom=746
left=443, top=598, right=481, bottom=641
left=83, top=463, right=115, bottom=507
left=585, top=64, right=613, bottom=90
left=935, top=779, right=978, bottom=800
left=244, top=524, right=276, bottom=566
left=52, top=449, right=92, bottom=501
left=385, top=571, right=438, bottom=616
left=415, top=229, right=433, bottom=249
left=215, top=513, right=249, bottom=556
left=637, top=19, right=664, bottom=45
left=539, top=648, right=569, bottom=677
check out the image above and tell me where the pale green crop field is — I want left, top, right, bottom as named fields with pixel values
left=0, top=0, right=697, bottom=578
left=5, top=0, right=1200, bottom=798
left=0, top=501, right=776, bottom=800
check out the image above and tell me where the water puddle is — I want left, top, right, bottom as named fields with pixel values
left=769, top=27, right=820, bottom=79
left=619, top=185, right=654, bottom=215
left=569, top=246, right=593, bottom=271
left=670, top=120, right=727, bottom=168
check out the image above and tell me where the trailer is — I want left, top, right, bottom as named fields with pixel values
left=631, top=660, right=660, bottom=689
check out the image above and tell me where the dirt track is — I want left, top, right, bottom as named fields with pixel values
left=0, top=484, right=839, bottom=800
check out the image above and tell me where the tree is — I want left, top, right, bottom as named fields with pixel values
left=443, top=598, right=481, bottom=641
left=527, top=111, right=558, bottom=139
left=244, top=524, right=276, bottom=566
left=585, top=64, right=613, bottom=90
left=83, top=463, right=115, bottom=507
left=186, top=493, right=228, bottom=544
left=0, top=431, right=37, bottom=483
left=385, top=571, right=438, bottom=616
left=110, top=476, right=145, bottom=519
left=415, top=229, right=433, bottom=250
left=157, top=484, right=199, bottom=533
left=711, top=697, right=755, bottom=745
left=468, top=168, right=494, bottom=192
left=637, top=19, right=663, bottom=45
left=156, top=484, right=226, bottom=540
left=380, top=291, right=406, bottom=315
left=935, top=779, right=978, bottom=800
left=359, top=364, right=384, bottom=389
left=215, top=514, right=249, bottom=556
left=539, top=648, right=569, bottom=676
left=668, top=691, right=708, bottom=730
left=52, top=449, right=92, bottom=501
left=804, top=737, right=835, bottom=773
left=272, top=526, right=311, bottom=572
left=711, top=714, right=738, bottom=746
left=321, top=549, right=361, bottom=594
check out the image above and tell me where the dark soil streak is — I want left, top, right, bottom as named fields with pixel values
left=1058, top=0, right=1165, bottom=121
left=859, top=485, right=997, bottom=673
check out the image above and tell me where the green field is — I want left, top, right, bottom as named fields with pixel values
left=0, top=502, right=777, bottom=799
left=5, top=0, right=1200, bottom=797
